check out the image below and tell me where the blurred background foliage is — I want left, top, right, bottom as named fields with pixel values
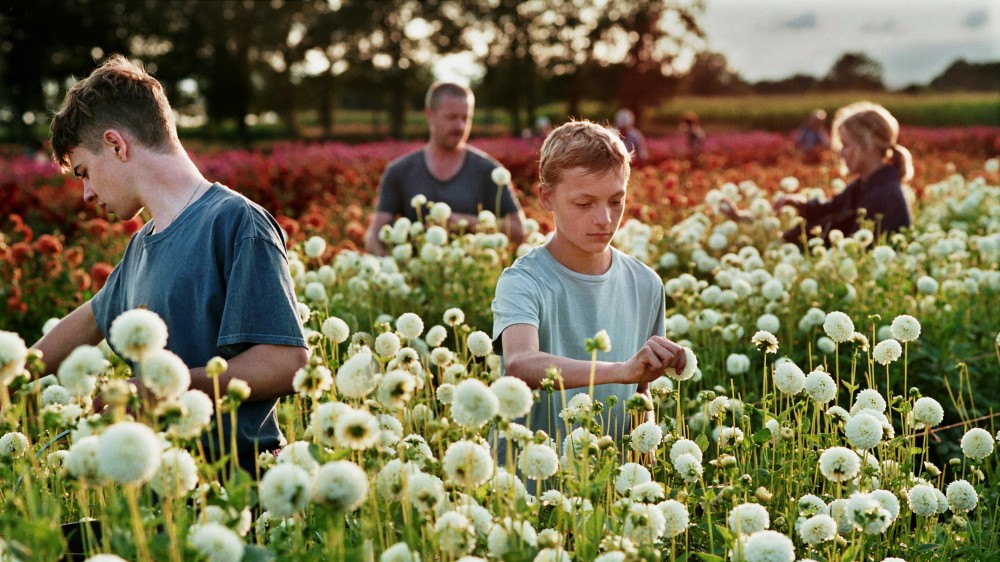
left=1, top=0, right=997, bottom=146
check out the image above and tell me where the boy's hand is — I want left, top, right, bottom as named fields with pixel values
left=624, top=336, right=686, bottom=384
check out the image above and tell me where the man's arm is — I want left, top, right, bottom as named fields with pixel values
left=32, top=300, right=104, bottom=376
left=186, top=344, right=308, bottom=401
left=501, top=323, right=684, bottom=390
left=365, top=211, right=394, bottom=256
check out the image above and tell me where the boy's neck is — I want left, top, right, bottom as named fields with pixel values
left=545, top=237, right=613, bottom=275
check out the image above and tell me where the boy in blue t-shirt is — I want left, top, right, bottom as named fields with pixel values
left=33, top=55, right=308, bottom=472
left=492, top=120, right=687, bottom=444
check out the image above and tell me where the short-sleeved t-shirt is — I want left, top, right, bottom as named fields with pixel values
left=92, top=183, right=306, bottom=470
left=491, top=246, right=666, bottom=444
left=375, top=146, right=521, bottom=222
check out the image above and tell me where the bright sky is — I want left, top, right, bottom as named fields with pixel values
left=701, top=0, right=999, bottom=88
left=435, top=1, right=998, bottom=90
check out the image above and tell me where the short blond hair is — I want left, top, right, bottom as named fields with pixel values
left=539, top=120, right=630, bottom=189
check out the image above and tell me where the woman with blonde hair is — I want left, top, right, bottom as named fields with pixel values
left=725, top=101, right=913, bottom=245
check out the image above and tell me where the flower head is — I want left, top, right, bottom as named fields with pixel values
left=890, top=314, right=921, bottom=342
left=907, top=484, right=939, bottom=516
left=109, top=309, right=168, bottom=361
left=664, top=347, right=698, bottom=381
left=823, top=311, right=854, bottom=343
left=57, top=345, right=108, bottom=397
left=658, top=500, right=689, bottom=538
left=335, top=350, right=376, bottom=399
left=630, top=421, right=663, bottom=454
left=321, top=316, right=350, bottom=344
left=873, top=339, right=902, bottom=366
left=946, top=479, right=978, bottom=513
left=312, top=461, right=369, bottom=512
left=491, top=166, right=512, bottom=186
left=773, top=360, right=805, bottom=395
left=0, top=330, right=28, bottom=384
left=466, top=331, right=493, bottom=357
left=140, top=349, right=191, bottom=400
left=188, top=522, right=245, bottom=562
left=804, top=367, right=836, bottom=403
left=728, top=503, right=770, bottom=535
left=334, top=408, right=380, bottom=450
left=304, top=236, right=327, bottom=258
left=490, top=376, right=533, bottom=420
left=751, top=330, right=778, bottom=353
left=960, top=427, right=995, bottom=460
left=845, top=412, right=884, bottom=450
left=451, top=379, right=499, bottom=429
left=741, top=530, right=795, bottom=562
left=819, top=447, right=860, bottom=483
left=150, top=448, right=199, bottom=498
left=259, top=464, right=312, bottom=518
left=442, top=440, right=494, bottom=487
left=519, top=442, right=559, bottom=480
left=0, top=431, right=29, bottom=458
left=912, top=397, right=944, bottom=428
left=96, top=422, right=161, bottom=484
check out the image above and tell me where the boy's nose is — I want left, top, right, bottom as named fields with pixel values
left=83, top=182, right=98, bottom=205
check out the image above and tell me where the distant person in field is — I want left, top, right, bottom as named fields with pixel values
left=794, top=109, right=831, bottom=163
left=614, top=108, right=649, bottom=162
left=492, top=120, right=687, bottom=452
left=680, top=111, right=705, bottom=159
left=33, top=55, right=308, bottom=473
left=365, top=82, right=526, bottom=256
left=722, top=101, right=913, bottom=245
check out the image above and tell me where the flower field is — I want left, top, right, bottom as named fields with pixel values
left=1, top=128, right=999, bottom=561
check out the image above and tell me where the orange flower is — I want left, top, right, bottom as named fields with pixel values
left=10, top=242, right=33, bottom=265
left=34, top=234, right=64, bottom=256
left=90, top=262, right=114, bottom=292
left=122, top=217, right=144, bottom=236
left=64, top=246, right=85, bottom=267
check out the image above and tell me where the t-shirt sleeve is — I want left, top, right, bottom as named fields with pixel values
left=90, top=264, right=124, bottom=340
left=491, top=268, right=541, bottom=353
left=217, top=236, right=306, bottom=353
left=375, top=161, right=404, bottom=215
left=652, top=282, right=666, bottom=338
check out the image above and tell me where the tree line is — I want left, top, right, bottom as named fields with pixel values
left=1, top=1, right=996, bottom=144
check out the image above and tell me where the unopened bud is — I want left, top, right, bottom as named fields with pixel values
left=755, top=486, right=772, bottom=503
left=227, top=378, right=252, bottom=402
left=206, top=357, right=228, bottom=379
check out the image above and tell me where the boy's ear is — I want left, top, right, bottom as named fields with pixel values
left=103, top=129, right=128, bottom=161
left=539, top=184, right=554, bottom=212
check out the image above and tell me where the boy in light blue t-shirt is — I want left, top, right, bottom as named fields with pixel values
left=492, top=120, right=687, bottom=446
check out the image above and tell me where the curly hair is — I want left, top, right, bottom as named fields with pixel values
left=50, top=54, right=177, bottom=171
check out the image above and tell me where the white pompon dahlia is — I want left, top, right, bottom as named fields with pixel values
left=140, top=348, right=191, bottom=400
left=490, top=377, right=533, bottom=420
left=822, top=311, right=854, bottom=343
left=728, top=502, right=770, bottom=535
left=259, top=464, right=312, bottom=518
left=519, top=443, right=559, bottom=480
left=890, top=314, right=921, bottom=342
left=664, top=347, right=698, bottom=381
left=150, top=448, right=199, bottom=498
left=451, top=379, right=499, bottom=429
left=467, top=331, right=493, bottom=357
left=658, top=500, right=689, bottom=537
left=872, top=339, right=902, bottom=366
left=818, top=447, right=860, bottom=483
left=188, top=522, right=245, bottom=562
left=797, top=514, right=836, bottom=546
left=311, top=460, right=369, bottom=512
left=960, top=427, right=995, bottom=460
left=615, top=463, right=652, bottom=495
left=0, top=330, right=28, bottom=384
left=395, top=312, right=424, bottom=340
left=57, top=345, right=108, bottom=397
left=804, top=367, right=837, bottom=403
left=845, top=412, right=884, bottom=450
left=907, top=484, right=940, bottom=516
left=946, top=479, right=978, bottom=513
left=442, top=440, right=494, bottom=487
left=96, top=422, right=162, bottom=485
left=108, top=309, right=168, bottom=361
left=741, top=530, right=795, bottom=562
left=773, top=360, right=805, bottom=395
left=912, top=397, right=944, bottom=428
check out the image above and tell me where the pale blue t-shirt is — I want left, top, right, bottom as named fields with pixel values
left=491, top=246, right=666, bottom=444
left=92, top=183, right=306, bottom=471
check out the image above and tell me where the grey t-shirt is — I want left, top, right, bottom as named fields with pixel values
left=375, top=146, right=521, bottom=222
left=92, top=183, right=306, bottom=470
left=492, top=246, right=666, bottom=444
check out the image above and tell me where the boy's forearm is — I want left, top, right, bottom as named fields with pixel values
left=504, top=351, right=625, bottom=390
left=185, top=344, right=308, bottom=401
left=31, top=300, right=104, bottom=377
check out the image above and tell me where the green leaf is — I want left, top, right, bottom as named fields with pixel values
left=752, top=428, right=773, bottom=443
left=242, top=544, right=277, bottom=562
left=694, top=553, right=726, bottom=562
left=695, top=433, right=710, bottom=452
